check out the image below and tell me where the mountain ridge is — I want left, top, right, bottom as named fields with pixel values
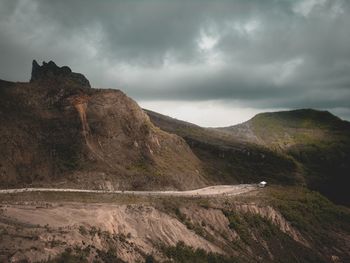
left=146, top=108, right=350, bottom=205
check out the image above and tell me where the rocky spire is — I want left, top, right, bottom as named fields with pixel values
left=30, top=60, right=91, bottom=89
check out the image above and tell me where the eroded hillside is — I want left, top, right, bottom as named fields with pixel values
left=0, top=187, right=349, bottom=262
left=0, top=61, right=206, bottom=190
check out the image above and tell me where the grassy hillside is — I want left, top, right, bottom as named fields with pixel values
left=146, top=109, right=350, bottom=205
left=145, top=110, right=303, bottom=186
left=223, top=109, right=350, bottom=205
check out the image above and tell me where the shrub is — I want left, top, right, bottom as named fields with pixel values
left=163, top=241, right=238, bottom=263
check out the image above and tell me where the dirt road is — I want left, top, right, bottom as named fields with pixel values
left=0, top=184, right=256, bottom=197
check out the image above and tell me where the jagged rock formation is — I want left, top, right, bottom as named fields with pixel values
left=30, top=60, right=91, bottom=89
left=0, top=61, right=206, bottom=190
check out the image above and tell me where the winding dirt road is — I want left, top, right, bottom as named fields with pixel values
left=0, top=184, right=256, bottom=197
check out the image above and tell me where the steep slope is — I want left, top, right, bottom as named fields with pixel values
left=146, top=109, right=350, bottom=205
left=145, top=110, right=302, bottom=186
left=0, top=61, right=206, bottom=190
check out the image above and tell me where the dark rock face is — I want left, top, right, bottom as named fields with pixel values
left=30, top=60, right=91, bottom=89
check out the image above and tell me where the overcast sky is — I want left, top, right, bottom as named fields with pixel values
left=1, top=0, right=349, bottom=126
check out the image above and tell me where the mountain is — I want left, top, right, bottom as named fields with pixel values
left=4, top=60, right=347, bottom=202
left=0, top=60, right=206, bottom=190
left=0, top=61, right=349, bottom=263
left=146, top=109, right=350, bottom=205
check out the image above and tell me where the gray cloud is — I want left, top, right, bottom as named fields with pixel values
left=0, top=0, right=349, bottom=124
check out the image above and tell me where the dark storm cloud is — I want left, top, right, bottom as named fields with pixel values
left=0, top=0, right=349, bottom=121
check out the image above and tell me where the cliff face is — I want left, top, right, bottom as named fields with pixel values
left=0, top=61, right=206, bottom=190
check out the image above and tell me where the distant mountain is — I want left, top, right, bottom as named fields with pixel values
left=0, top=61, right=206, bottom=190
left=146, top=109, right=350, bottom=205
left=220, top=109, right=350, bottom=147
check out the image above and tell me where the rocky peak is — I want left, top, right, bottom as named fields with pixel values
left=30, top=60, right=91, bottom=89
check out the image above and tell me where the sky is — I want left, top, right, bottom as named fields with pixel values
left=0, top=0, right=349, bottom=127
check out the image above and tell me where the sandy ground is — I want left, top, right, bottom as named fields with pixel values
left=0, top=184, right=256, bottom=197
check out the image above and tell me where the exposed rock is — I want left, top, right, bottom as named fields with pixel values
left=1, top=203, right=222, bottom=262
left=30, top=60, right=91, bottom=89
left=1, top=197, right=348, bottom=263
left=0, top=61, right=206, bottom=190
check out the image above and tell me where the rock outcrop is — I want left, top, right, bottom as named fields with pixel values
left=30, top=60, right=91, bottom=89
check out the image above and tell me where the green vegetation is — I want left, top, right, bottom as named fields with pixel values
left=96, top=248, right=126, bottom=263
left=147, top=108, right=350, bottom=205
left=192, top=139, right=300, bottom=185
left=223, top=208, right=326, bottom=263
left=251, top=110, right=335, bottom=151
left=47, top=247, right=89, bottom=263
left=246, top=186, right=350, bottom=262
left=145, top=255, right=156, bottom=263
left=268, top=187, right=350, bottom=235
left=147, top=108, right=305, bottom=187
left=163, top=241, right=238, bottom=263
left=2, top=186, right=349, bottom=262
left=224, top=210, right=286, bottom=246
left=47, top=247, right=126, bottom=263
left=251, top=109, right=347, bottom=131
left=234, top=109, right=350, bottom=205
left=224, top=212, right=250, bottom=244
left=78, top=225, right=88, bottom=235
